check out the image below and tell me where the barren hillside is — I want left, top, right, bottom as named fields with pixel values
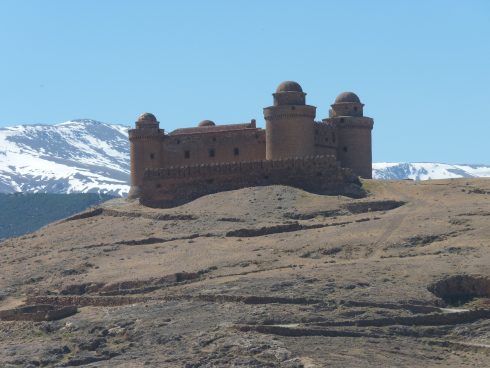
left=1, top=178, right=490, bottom=367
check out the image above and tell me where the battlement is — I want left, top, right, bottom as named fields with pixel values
left=144, top=155, right=339, bottom=180
left=128, top=128, right=165, bottom=140
left=140, top=155, right=362, bottom=208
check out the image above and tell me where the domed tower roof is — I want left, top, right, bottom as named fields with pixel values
left=275, top=81, right=303, bottom=93
left=135, top=112, right=159, bottom=128
left=137, top=112, right=157, bottom=123
left=334, top=92, right=361, bottom=104
left=330, top=92, right=364, bottom=118
left=273, top=81, right=306, bottom=106
left=198, top=120, right=216, bottom=127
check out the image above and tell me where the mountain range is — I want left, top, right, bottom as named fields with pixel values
left=372, top=162, right=490, bottom=180
left=0, top=119, right=129, bottom=196
left=0, top=119, right=488, bottom=196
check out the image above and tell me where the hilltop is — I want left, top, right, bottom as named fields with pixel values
left=0, top=178, right=490, bottom=367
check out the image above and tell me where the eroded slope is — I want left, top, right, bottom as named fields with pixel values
left=0, top=179, right=490, bottom=367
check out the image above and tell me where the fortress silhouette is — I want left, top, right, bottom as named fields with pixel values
left=128, top=81, right=374, bottom=207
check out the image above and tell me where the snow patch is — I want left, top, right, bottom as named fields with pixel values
left=373, top=162, right=490, bottom=180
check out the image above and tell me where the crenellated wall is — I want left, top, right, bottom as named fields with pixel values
left=140, top=155, right=362, bottom=208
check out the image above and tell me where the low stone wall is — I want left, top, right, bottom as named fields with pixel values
left=140, top=155, right=363, bottom=208
left=0, top=304, right=77, bottom=321
left=26, top=296, right=148, bottom=308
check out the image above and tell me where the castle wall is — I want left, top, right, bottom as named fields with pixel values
left=140, top=155, right=360, bottom=208
left=314, top=122, right=338, bottom=157
left=162, top=129, right=266, bottom=167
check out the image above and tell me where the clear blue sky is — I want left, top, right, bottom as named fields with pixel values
left=0, top=1, right=489, bottom=164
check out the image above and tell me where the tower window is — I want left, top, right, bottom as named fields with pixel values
left=184, top=150, right=190, bottom=159
left=332, top=133, right=336, bottom=142
left=354, top=106, right=358, bottom=112
left=343, top=146, right=348, bottom=152
left=176, top=139, right=181, bottom=144
left=340, top=118, right=345, bottom=123
left=234, top=147, right=239, bottom=156
left=209, top=148, right=215, bottom=157
left=212, top=137, right=216, bottom=142
left=150, top=153, right=155, bottom=159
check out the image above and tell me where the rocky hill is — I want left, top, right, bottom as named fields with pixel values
left=0, top=178, right=489, bottom=366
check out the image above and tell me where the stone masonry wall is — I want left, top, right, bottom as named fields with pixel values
left=314, top=122, right=337, bottom=157
left=163, top=128, right=266, bottom=167
left=140, top=155, right=362, bottom=208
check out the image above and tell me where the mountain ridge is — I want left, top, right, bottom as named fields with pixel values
left=0, top=119, right=129, bottom=196
left=372, top=162, right=490, bottom=180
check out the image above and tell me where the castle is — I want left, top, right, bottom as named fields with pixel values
left=128, top=81, right=374, bottom=207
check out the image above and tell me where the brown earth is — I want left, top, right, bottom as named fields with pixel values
left=1, top=178, right=490, bottom=367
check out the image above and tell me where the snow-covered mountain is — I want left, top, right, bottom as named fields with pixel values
left=0, top=119, right=130, bottom=196
left=1, top=120, right=489, bottom=196
left=373, top=162, right=490, bottom=180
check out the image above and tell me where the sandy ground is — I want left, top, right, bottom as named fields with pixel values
left=0, top=178, right=490, bottom=367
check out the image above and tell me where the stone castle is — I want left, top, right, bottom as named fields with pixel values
left=128, top=81, right=374, bottom=207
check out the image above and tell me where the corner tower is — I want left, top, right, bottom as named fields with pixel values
left=325, top=92, right=374, bottom=179
left=128, top=113, right=164, bottom=198
left=263, top=81, right=316, bottom=160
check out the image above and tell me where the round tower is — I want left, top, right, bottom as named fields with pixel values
left=263, top=81, right=316, bottom=160
left=128, top=112, right=164, bottom=199
left=325, top=92, right=374, bottom=179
